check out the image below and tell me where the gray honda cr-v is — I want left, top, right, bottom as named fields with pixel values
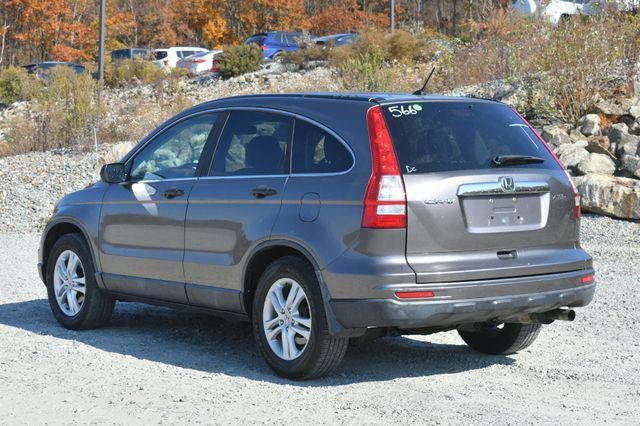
left=39, top=93, right=595, bottom=379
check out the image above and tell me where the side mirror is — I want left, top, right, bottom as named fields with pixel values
left=100, top=163, right=127, bottom=184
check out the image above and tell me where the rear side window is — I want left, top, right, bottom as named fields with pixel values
left=292, top=120, right=352, bottom=174
left=246, top=35, right=267, bottom=45
left=154, top=51, right=167, bottom=60
left=211, top=111, right=293, bottom=176
left=382, top=102, right=558, bottom=174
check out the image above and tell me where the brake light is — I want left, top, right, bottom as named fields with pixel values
left=581, top=273, right=594, bottom=284
left=260, top=45, right=268, bottom=51
left=362, top=106, right=407, bottom=229
left=211, top=60, right=219, bottom=72
left=512, top=108, right=581, bottom=218
left=395, top=290, right=435, bottom=299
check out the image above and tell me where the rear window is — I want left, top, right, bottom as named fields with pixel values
left=245, top=35, right=267, bottom=45
left=154, top=51, right=168, bottom=60
left=381, top=101, right=558, bottom=174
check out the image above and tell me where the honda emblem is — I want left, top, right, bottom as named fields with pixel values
left=498, top=176, right=515, bottom=192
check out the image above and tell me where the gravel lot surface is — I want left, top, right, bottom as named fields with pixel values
left=0, top=215, right=638, bottom=424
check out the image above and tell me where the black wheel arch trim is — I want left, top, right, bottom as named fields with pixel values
left=40, top=217, right=101, bottom=287
left=242, top=239, right=365, bottom=338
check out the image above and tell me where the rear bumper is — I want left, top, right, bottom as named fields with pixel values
left=330, top=269, right=596, bottom=330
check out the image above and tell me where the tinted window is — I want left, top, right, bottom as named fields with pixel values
left=382, top=102, right=558, bottom=174
left=132, top=49, right=148, bottom=58
left=154, top=51, right=168, bottom=60
left=111, top=50, right=128, bottom=59
left=292, top=120, right=352, bottom=174
left=130, top=113, right=218, bottom=181
left=211, top=111, right=293, bottom=176
left=245, top=35, right=267, bottom=45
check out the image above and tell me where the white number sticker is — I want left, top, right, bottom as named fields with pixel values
left=388, top=104, right=419, bottom=117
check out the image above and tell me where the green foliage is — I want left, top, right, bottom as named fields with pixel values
left=432, top=12, right=640, bottom=123
left=5, top=66, right=105, bottom=153
left=0, top=66, right=39, bottom=104
left=217, top=44, right=263, bottom=79
left=337, top=47, right=391, bottom=92
left=282, top=45, right=330, bottom=69
left=105, top=58, right=167, bottom=87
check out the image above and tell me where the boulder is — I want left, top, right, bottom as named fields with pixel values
left=555, top=143, right=590, bottom=172
left=577, top=153, right=616, bottom=175
left=585, top=136, right=615, bottom=159
left=630, top=105, right=640, bottom=119
left=618, top=134, right=640, bottom=157
left=594, top=98, right=634, bottom=116
left=604, top=123, right=640, bottom=156
left=577, top=114, right=601, bottom=136
left=541, top=125, right=571, bottom=147
left=574, top=174, right=640, bottom=219
left=568, top=128, right=587, bottom=142
left=620, top=155, right=640, bottom=179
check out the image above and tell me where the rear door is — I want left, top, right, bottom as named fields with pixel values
left=183, top=110, right=293, bottom=312
left=381, top=100, right=589, bottom=283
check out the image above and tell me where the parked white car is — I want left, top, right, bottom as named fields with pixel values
left=176, top=50, right=223, bottom=74
left=511, top=0, right=637, bottom=25
left=152, top=47, right=209, bottom=69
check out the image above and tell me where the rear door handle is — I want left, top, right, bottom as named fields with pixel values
left=252, top=186, right=277, bottom=199
left=163, top=188, right=184, bottom=199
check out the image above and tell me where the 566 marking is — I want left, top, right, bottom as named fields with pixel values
left=388, top=104, right=420, bottom=117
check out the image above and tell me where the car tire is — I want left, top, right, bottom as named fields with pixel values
left=46, top=233, right=115, bottom=330
left=457, top=323, right=542, bottom=355
left=252, top=256, right=348, bottom=379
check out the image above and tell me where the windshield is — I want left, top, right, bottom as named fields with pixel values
left=381, top=101, right=558, bottom=174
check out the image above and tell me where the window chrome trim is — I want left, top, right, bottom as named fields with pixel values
left=208, top=106, right=356, bottom=178
left=457, top=180, right=549, bottom=197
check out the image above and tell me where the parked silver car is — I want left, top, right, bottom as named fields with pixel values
left=39, top=93, right=596, bottom=379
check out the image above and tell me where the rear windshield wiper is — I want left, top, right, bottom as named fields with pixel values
left=491, top=155, right=545, bottom=168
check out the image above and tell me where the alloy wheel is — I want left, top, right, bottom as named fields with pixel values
left=53, top=250, right=86, bottom=316
left=262, top=277, right=312, bottom=361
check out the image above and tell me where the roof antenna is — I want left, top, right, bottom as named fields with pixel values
left=413, top=67, right=436, bottom=96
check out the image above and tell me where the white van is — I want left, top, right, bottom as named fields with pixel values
left=152, top=47, right=209, bottom=69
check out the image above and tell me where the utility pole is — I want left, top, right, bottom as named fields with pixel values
left=390, top=0, right=395, bottom=33
left=98, top=0, right=106, bottom=81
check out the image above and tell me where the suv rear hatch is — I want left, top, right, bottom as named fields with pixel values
left=381, top=100, right=588, bottom=283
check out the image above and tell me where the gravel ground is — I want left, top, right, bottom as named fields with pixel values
left=0, top=215, right=638, bottom=424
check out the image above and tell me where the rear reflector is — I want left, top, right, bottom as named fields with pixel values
left=362, top=106, right=407, bottom=229
left=581, top=273, right=594, bottom=284
left=512, top=108, right=580, bottom=218
left=395, top=291, right=435, bottom=299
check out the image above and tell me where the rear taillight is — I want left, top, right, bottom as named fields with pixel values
left=191, top=59, right=206, bottom=63
left=163, top=60, right=169, bottom=67
left=260, top=45, right=268, bottom=51
left=211, top=60, right=219, bottom=72
left=512, top=108, right=581, bottom=219
left=581, top=273, right=594, bottom=284
left=362, top=106, right=407, bottom=229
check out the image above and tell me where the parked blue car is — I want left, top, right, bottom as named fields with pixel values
left=315, top=33, right=359, bottom=47
left=244, top=31, right=309, bottom=60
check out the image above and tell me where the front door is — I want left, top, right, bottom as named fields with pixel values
left=99, top=112, right=220, bottom=302
left=184, top=110, right=293, bottom=312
